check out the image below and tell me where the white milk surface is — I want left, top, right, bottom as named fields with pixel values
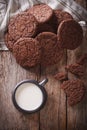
left=15, top=83, right=43, bottom=111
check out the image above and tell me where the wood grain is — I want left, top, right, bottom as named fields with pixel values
left=39, top=51, right=67, bottom=130
left=67, top=1, right=87, bottom=130
left=0, top=52, right=40, bottom=130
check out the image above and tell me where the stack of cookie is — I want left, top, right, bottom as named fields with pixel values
left=5, top=4, right=83, bottom=68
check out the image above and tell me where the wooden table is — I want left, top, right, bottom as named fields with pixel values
left=0, top=0, right=87, bottom=130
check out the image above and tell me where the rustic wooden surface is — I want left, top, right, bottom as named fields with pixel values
left=0, top=0, right=87, bottom=130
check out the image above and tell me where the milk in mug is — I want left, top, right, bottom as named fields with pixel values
left=15, top=83, right=43, bottom=111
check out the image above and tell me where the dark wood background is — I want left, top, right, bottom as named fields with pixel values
left=0, top=0, right=87, bottom=130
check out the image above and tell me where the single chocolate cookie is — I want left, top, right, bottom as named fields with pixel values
left=54, top=72, right=68, bottom=81
left=8, top=12, right=38, bottom=41
left=61, top=80, right=85, bottom=106
left=57, top=19, right=83, bottom=50
left=5, top=32, right=15, bottom=52
left=65, top=63, right=84, bottom=77
left=36, top=32, right=64, bottom=66
left=28, top=4, right=53, bottom=23
left=13, top=38, right=41, bottom=68
left=48, top=10, right=73, bottom=33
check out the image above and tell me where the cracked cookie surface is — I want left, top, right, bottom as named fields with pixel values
left=61, top=79, right=85, bottom=106
left=28, top=4, right=53, bottom=23
left=13, top=38, right=41, bottom=68
left=8, top=12, right=38, bottom=41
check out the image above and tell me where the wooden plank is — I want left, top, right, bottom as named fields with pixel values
left=0, top=0, right=40, bottom=129
left=0, top=0, right=87, bottom=130
left=0, top=52, right=40, bottom=130
left=40, top=51, right=67, bottom=130
left=67, top=0, right=87, bottom=130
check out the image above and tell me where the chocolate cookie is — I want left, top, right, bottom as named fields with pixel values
left=8, top=12, right=38, bottom=41
left=5, top=32, right=15, bottom=52
left=28, top=4, right=53, bottom=23
left=61, top=80, right=85, bottom=106
left=57, top=19, right=83, bottom=50
left=36, top=32, right=64, bottom=66
left=13, top=38, right=41, bottom=68
left=65, top=63, right=84, bottom=77
left=54, top=72, right=68, bottom=81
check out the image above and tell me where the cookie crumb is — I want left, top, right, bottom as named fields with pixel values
left=65, top=63, right=84, bottom=77
left=54, top=72, right=68, bottom=81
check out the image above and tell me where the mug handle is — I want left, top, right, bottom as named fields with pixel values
left=39, top=78, right=48, bottom=87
